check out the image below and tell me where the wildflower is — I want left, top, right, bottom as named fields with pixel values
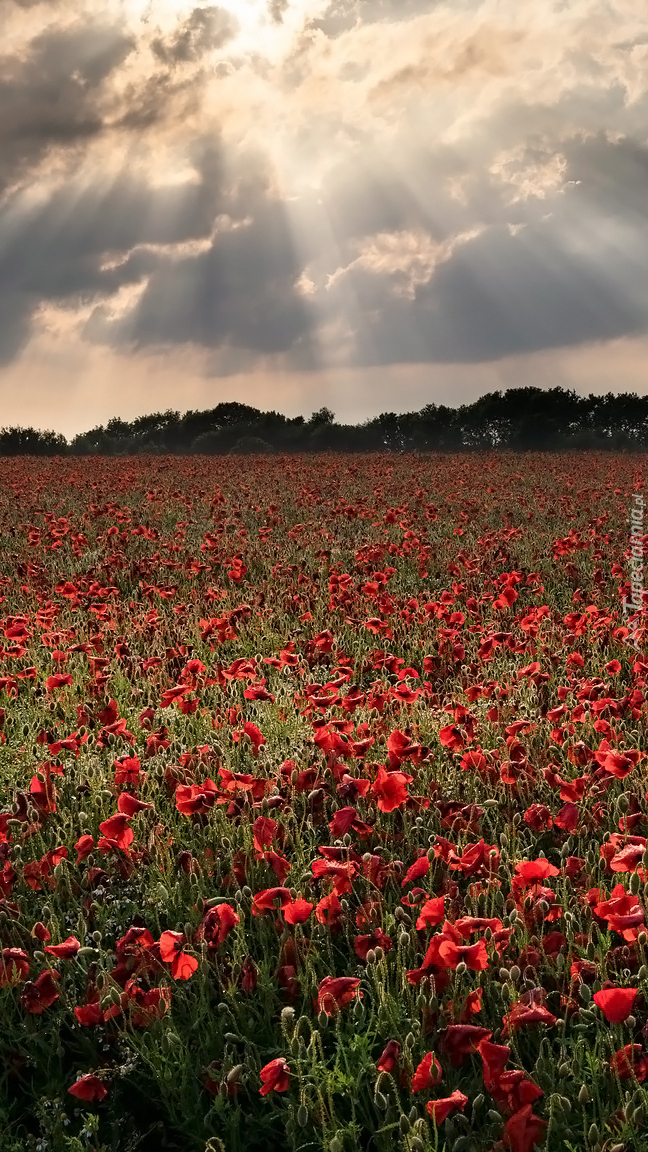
left=411, top=1052, right=443, bottom=1091
left=426, top=1089, right=468, bottom=1124
left=68, top=1074, right=108, bottom=1102
left=158, top=931, right=198, bottom=980
left=315, top=976, right=361, bottom=1016
left=376, top=1040, right=400, bottom=1073
left=593, top=986, right=638, bottom=1023
left=259, top=1057, right=290, bottom=1096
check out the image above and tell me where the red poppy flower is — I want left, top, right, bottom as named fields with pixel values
left=46, top=673, right=74, bottom=693
left=0, top=948, right=30, bottom=985
left=513, top=859, right=560, bottom=886
left=44, top=935, right=81, bottom=959
left=411, top=1051, right=443, bottom=1091
left=401, top=855, right=430, bottom=886
left=593, top=986, right=637, bottom=1023
left=441, top=1025, right=492, bottom=1067
left=68, top=1074, right=108, bottom=1102
left=158, top=931, right=198, bottom=980
left=492, top=1070, right=544, bottom=1116
left=315, top=976, right=361, bottom=1016
left=74, top=1000, right=104, bottom=1027
left=479, top=1037, right=511, bottom=1088
left=259, top=1057, right=290, bottom=1096
left=251, top=887, right=291, bottom=917
left=98, top=813, right=133, bottom=850
left=117, top=792, right=154, bottom=817
left=502, top=1104, right=547, bottom=1152
left=21, top=969, right=60, bottom=1013
left=197, top=903, right=240, bottom=947
left=74, top=834, right=94, bottom=863
left=415, top=897, right=445, bottom=930
left=354, top=928, right=392, bottom=961
left=426, top=1089, right=468, bottom=1124
left=610, top=1043, right=648, bottom=1081
left=241, top=955, right=258, bottom=993
left=376, top=1040, right=400, bottom=1073
left=439, top=725, right=466, bottom=752
left=283, top=897, right=313, bottom=925
left=371, top=766, right=411, bottom=813
left=501, top=1000, right=557, bottom=1038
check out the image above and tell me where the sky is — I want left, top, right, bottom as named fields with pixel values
left=1, top=0, right=648, bottom=436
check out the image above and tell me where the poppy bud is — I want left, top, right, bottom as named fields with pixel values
left=588, top=1124, right=599, bottom=1144
left=411, top=1139, right=425, bottom=1152
left=374, top=946, right=384, bottom=962
left=578, top=1085, right=590, bottom=1105
left=472, top=1094, right=484, bottom=1111
left=318, top=1009, right=328, bottom=1029
left=456, top=961, right=467, bottom=976
left=329, top=1138, right=343, bottom=1152
left=297, top=1105, right=308, bottom=1127
left=509, top=965, right=521, bottom=983
left=579, top=983, right=592, bottom=1003
left=399, top=1115, right=410, bottom=1135
left=33, top=950, right=45, bottom=963
left=627, top=1015, right=637, bottom=1030
left=630, top=872, right=641, bottom=895
left=281, top=1007, right=295, bottom=1035
left=374, top=1091, right=388, bottom=1111
left=366, top=949, right=376, bottom=965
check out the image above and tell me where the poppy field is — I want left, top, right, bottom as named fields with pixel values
left=1, top=450, right=647, bottom=1152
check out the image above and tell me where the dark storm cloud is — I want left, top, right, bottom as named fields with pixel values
left=85, top=192, right=317, bottom=360
left=0, top=22, right=136, bottom=195
left=326, top=209, right=648, bottom=366
left=151, top=6, right=238, bottom=66
left=0, top=0, right=647, bottom=381
left=0, top=139, right=231, bottom=362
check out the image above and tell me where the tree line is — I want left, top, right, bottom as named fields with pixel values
left=3, top=388, right=648, bottom=455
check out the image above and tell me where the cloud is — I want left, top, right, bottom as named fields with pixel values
left=269, top=0, right=290, bottom=23
left=0, top=21, right=136, bottom=197
left=326, top=227, right=483, bottom=298
left=0, top=0, right=647, bottom=404
left=151, top=6, right=238, bottom=65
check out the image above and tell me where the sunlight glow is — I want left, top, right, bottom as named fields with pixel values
left=121, top=0, right=319, bottom=59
